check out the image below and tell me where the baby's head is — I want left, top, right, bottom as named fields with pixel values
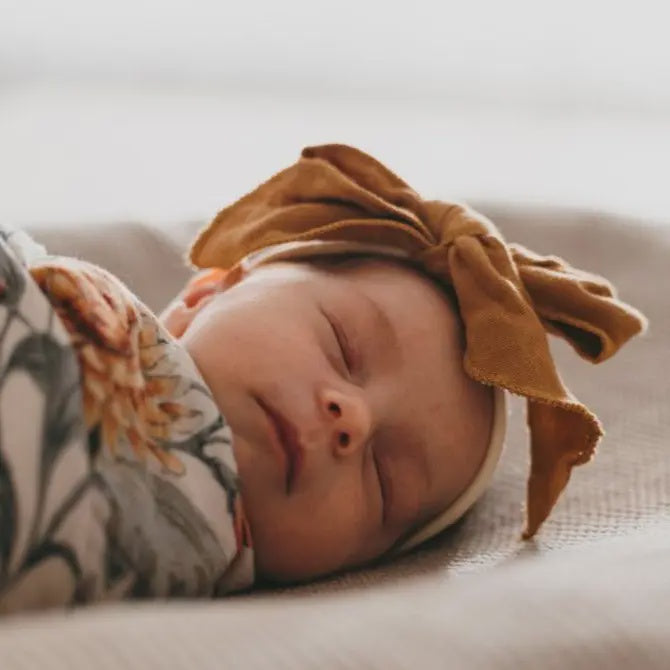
left=162, top=248, right=498, bottom=584
left=164, top=144, right=646, bottom=585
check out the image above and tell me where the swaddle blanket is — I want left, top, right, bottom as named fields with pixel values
left=0, top=227, right=253, bottom=616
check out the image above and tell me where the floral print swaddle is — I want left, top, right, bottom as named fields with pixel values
left=0, top=227, right=253, bottom=615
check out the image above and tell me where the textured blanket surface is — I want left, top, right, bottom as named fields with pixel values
left=0, top=202, right=667, bottom=668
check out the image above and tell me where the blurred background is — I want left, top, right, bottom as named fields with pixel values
left=1, top=0, right=669, bottom=228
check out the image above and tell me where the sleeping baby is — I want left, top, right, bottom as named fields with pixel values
left=162, top=251, right=502, bottom=583
left=0, top=144, right=647, bottom=614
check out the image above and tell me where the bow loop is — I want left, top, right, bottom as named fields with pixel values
left=510, top=243, right=648, bottom=363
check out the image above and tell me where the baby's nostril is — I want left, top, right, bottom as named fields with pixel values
left=338, top=432, right=350, bottom=447
left=328, top=402, right=341, bottom=417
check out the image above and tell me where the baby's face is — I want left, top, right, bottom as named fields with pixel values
left=168, top=257, right=493, bottom=583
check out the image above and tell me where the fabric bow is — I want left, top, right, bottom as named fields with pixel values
left=189, top=143, right=648, bottom=539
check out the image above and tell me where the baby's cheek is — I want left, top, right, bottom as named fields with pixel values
left=253, top=485, right=370, bottom=582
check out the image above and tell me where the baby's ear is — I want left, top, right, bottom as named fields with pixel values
left=181, top=266, right=245, bottom=307
left=160, top=265, right=245, bottom=337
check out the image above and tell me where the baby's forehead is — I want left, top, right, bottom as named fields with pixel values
left=180, top=254, right=455, bottom=325
left=299, top=255, right=443, bottom=300
left=305, top=253, right=417, bottom=277
left=304, top=255, right=462, bottom=358
left=307, top=255, right=456, bottom=311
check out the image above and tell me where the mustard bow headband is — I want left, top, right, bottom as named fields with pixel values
left=189, top=143, right=648, bottom=539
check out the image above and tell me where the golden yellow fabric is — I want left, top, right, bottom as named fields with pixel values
left=189, top=144, right=648, bottom=539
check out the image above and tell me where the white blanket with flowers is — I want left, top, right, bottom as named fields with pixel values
left=0, top=227, right=253, bottom=615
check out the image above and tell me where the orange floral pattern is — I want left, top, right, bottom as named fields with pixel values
left=30, top=260, right=191, bottom=474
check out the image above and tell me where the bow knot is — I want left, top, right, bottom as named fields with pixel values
left=414, top=201, right=500, bottom=282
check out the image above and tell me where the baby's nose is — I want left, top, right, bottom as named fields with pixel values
left=321, top=389, right=373, bottom=457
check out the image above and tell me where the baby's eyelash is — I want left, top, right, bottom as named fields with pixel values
left=321, top=308, right=354, bottom=372
left=372, top=447, right=386, bottom=521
